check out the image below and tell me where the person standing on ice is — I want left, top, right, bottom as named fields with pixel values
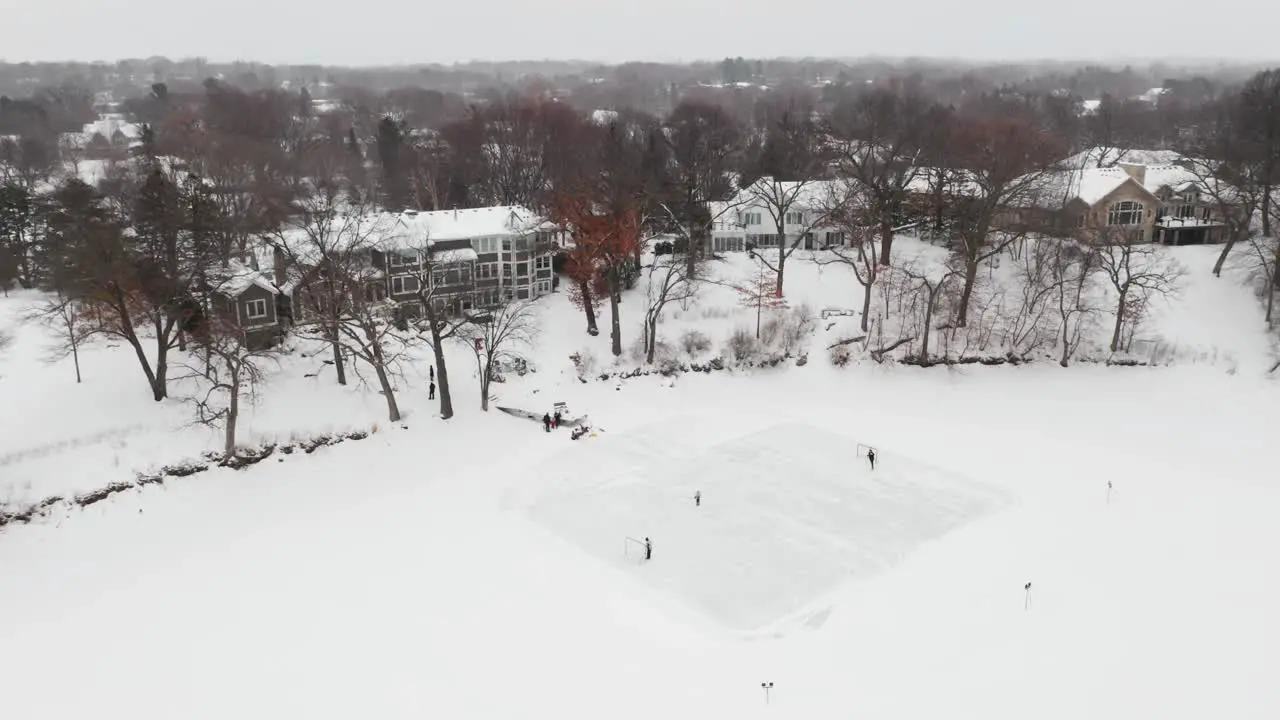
left=644, top=537, right=652, bottom=561
left=867, top=448, right=876, bottom=471
left=542, top=413, right=552, bottom=432
left=694, top=491, right=701, bottom=507
left=429, top=381, right=436, bottom=399
left=553, top=410, right=562, bottom=429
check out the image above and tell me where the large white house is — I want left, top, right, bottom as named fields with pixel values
left=706, top=178, right=848, bottom=254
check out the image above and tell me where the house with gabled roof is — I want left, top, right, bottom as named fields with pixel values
left=1022, top=148, right=1236, bottom=245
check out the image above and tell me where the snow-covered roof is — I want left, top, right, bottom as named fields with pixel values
left=1062, top=146, right=1183, bottom=170
left=733, top=178, right=843, bottom=212
left=431, top=247, right=479, bottom=264
left=209, top=259, right=280, bottom=297
left=382, top=206, right=550, bottom=248
left=1155, top=216, right=1224, bottom=228
left=590, top=109, right=619, bottom=126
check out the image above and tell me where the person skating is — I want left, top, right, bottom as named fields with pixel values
left=867, top=448, right=876, bottom=470
left=542, top=413, right=552, bottom=432
left=429, top=381, right=436, bottom=399
left=694, top=490, right=701, bottom=507
left=644, top=537, right=652, bottom=561
left=553, top=411, right=562, bottom=429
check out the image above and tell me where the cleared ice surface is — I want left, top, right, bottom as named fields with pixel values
left=525, top=421, right=1011, bottom=631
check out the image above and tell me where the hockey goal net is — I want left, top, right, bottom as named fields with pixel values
left=855, top=443, right=877, bottom=458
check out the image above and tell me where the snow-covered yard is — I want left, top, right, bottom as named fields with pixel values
left=0, top=240, right=1277, bottom=719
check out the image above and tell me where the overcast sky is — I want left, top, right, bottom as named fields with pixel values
left=3, top=0, right=1278, bottom=66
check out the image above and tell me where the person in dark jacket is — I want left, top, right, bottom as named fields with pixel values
left=644, top=537, right=652, bottom=561
left=429, top=381, right=436, bottom=399
left=867, top=448, right=876, bottom=470
left=553, top=411, right=562, bottom=428
left=542, top=413, right=552, bottom=432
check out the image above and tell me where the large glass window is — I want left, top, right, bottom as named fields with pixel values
left=1107, top=201, right=1145, bottom=226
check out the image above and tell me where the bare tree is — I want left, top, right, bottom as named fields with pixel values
left=335, top=283, right=412, bottom=423
left=947, top=111, right=1065, bottom=327
left=405, top=241, right=473, bottom=420
left=1095, top=228, right=1184, bottom=352
left=1181, top=99, right=1268, bottom=278
left=1050, top=240, right=1102, bottom=366
left=641, top=250, right=703, bottom=363
left=272, top=141, right=383, bottom=387
left=826, top=87, right=932, bottom=266
left=814, top=183, right=880, bottom=331
left=743, top=107, right=828, bottom=297
left=463, top=299, right=539, bottom=411
left=22, top=288, right=94, bottom=382
left=178, top=316, right=279, bottom=462
left=660, top=100, right=742, bottom=280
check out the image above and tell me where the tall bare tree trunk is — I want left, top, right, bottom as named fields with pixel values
left=375, top=363, right=401, bottom=422
left=878, top=221, right=894, bottom=267
left=1266, top=243, right=1280, bottom=323
left=366, top=329, right=401, bottom=422
left=330, top=322, right=347, bottom=386
left=423, top=300, right=455, bottom=420
left=1212, top=230, right=1241, bottom=277
left=478, top=360, right=492, bottom=411
left=1110, top=288, right=1129, bottom=352
left=609, top=266, right=622, bottom=357
left=955, top=257, right=980, bottom=327
left=860, top=279, right=873, bottom=333
left=578, top=278, right=599, bottom=335
left=71, top=333, right=82, bottom=384
left=224, top=364, right=240, bottom=460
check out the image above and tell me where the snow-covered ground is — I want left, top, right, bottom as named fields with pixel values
left=1, top=241, right=1277, bottom=719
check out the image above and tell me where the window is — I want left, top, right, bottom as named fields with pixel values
left=503, top=288, right=514, bottom=301
left=517, top=262, right=529, bottom=277
left=476, top=262, right=497, bottom=280
left=503, top=263, right=513, bottom=278
left=432, top=269, right=446, bottom=287
left=1107, top=201, right=1145, bottom=226
left=475, top=237, right=499, bottom=254
left=245, top=298, right=268, bottom=320
left=461, top=296, right=473, bottom=311
left=391, top=275, right=420, bottom=295
left=824, top=231, right=846, bottom=246
left=502, top=238, right=512, bottom=252
left=714, top=236, right=745, bottom=253
left=739, top=212, right=762, bottom=227
left=389, top=251, right=418, bottom=268
left=534, top=255, right=552, bottom=270
left=1201, top=206, right=1212, bottom=220
left=459, top=265, right=472, bottom=283
left=534, top=280, right=552, bottom=296
left=513, top=237, right=529, bottom=251
left=1176, top=204, right=1196, bottom=219
left=786, top=211, right=804, bottom=225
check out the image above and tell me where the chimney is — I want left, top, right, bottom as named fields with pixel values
left=272, top=247, right=287, bottom=287
left=1118, top=162, right=1146, bottom=187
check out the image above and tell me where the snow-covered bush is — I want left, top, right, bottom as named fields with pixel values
left=725, top=326, right=758, bottom=363
left=570, top=348, right=598, bottom=377
left=829, top=343, right=852, bottom=367
left=680, top=329, right=712, bottom=358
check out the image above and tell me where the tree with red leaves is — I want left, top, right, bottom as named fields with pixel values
left=736, top=255, right=789, bottom=340
left=554, top=193, right=643, bottom=356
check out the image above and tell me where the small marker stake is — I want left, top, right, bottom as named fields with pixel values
left=1024, top=582, right=1033, bottom=611
left=1107, top=480, right=1113, bottom=504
